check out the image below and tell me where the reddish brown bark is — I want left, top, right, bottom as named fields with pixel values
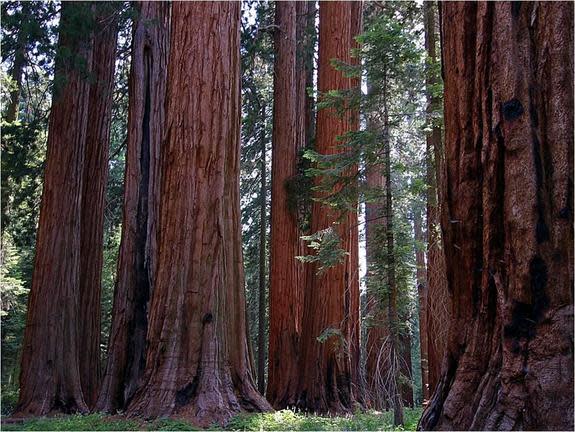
left=414, top=208, right=429, bottom=402
left=423, top=0, right=449, bottom=397
left=125, top=3, right=270, bottom=426
left=419, top=2, right=573, bottom=430
left=95, top=1, right=169, bottom=413
left=267, top=0, right=300, bottom=409
left=79, top=4, right=119, bottom=409
left=295, top=1, right=361, bottom=414
left=14, top=2, right=93, bottom=416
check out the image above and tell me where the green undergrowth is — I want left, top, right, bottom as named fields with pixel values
left=1, top=408, right=422, bottom=431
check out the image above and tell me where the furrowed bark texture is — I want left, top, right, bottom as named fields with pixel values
left=423, top=0, right=449, bottom=396
left=15, top=2, right=93, bottom=416
left=419, top=2, right=573, bottom=430
left=414, top=208, right=429, bottom=402
left=267, top=0, right=300, bottom=409
left=126, top=3, right=270, bottom=426
left=296, top=1, right=360, bottom=414
left=79, top=4, right=119, bottom=408
left=96, top=1, right=169, bottom=413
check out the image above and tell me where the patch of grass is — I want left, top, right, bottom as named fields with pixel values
left=1, top=408, right=422, bottom=431
left=226, top=408, right=422, bottom=431
left=1, top=413, right=140, bottom=431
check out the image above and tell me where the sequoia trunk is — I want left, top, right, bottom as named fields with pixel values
left=267, top=1, right=300, bottom=409
left=96, top=1, right=169, bottom=413
left=423, top=0, right=449, bottom=396
left=79, top=4, right=119, bottom=408
left=15, top=2, right=93, bottom=416
left=296, top=1, right=361, bottom=414
left=125, top=3, right=270, bottom=426
left=419, top=2, right=573, bottom=430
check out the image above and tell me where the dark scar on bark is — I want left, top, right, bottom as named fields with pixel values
left=502, top=98, right=524, bottom=121
left=511, top=2, right=522, bottom=18
left=202, top=312, right=213, bottom=324
left=175, top=376, right=199, bottom=407
left=503, top=256, right=549, bottom=345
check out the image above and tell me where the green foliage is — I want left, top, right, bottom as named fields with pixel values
left=297, top=227, right=348, bottom=273
left=284, top=148, right=314, bottom=232
left=2, top=409, right=423, bottom=431
left=1, top=414, right=140, bottom=431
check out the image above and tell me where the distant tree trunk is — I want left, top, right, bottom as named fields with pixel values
left=414, top=208, right=429, bottom=402
left=364, top=158, right=389, bottom=411
left=95, top=1, right=169, bottom=413
left=399, top=330, right=413, bottom=408
left=383, top=110, right=404, bottom=426
left=348, top=1, right=363, bottom=400
left=419, top=3, right=573, bottom=430
left=257, top=110, right=267, bottom=395
left=298, top=0, right=316, bottom=149
left=78, top=4, right=119, bottom=409
left=14, top=2, right=93, bottom=416
left=267, top=1, right=300, bottom=409
left=125, top=3, right=270, bottom=426
left=5, top=3, right=30, bottom=123
left=296, top=1, right=360, bottom=414
left=423, top=0, right=449, bottom=397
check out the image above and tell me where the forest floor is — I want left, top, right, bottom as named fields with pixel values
left=1, top=408, right=422, bottom=431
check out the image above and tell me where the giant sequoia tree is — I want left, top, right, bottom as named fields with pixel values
left=267, top=0, right=301, bottom=409
left=125, top=2, right=270, bottom=426
left=419, top=2, right=573, bottom=430
left=15, top=2, right=94, bottom=416
left=96, top=1, right=169, bottom=413
left=296, top=1, right=361, bottom=413
left=79, top=3, right=119, bottom=408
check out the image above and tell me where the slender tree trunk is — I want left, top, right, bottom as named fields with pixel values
left=414, top=208, right=429, bottom=402
left=348, top=1, right=363, bottom=402
left=257, top=111, right=267, bottom=395
left=5, top=3, right=30, bottom=123
left=423, top=0, right=449, bottom=397
left=96, top=1, right=169, bottom=413
left=364, top=158, right=389, bottom=411
left=78, top=3, right=119, bottom=409
left=14, top=2, right=93, bottom=416
left=296, top=1, right=360, bottom=414
left=267, top=1, right=300, bottom=409
left=384, top=113, right=404, bottom=426
left=419, top=3, right=573, bottom=430
left=125, top=3, right=270, bottom=426
left=399, top=330, right=414, bottom=408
